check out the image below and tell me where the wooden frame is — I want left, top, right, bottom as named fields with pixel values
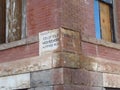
left=0, top=0, right=26, bottom=44
left=6, top=0, right=26, bottom=43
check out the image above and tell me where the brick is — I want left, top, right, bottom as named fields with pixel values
left=97, top=58, right=120, bottom=74
left=0, top=56, right=39, bottom=76
left=0, top=73, right=30, bottom=90
left=54, top=85, right=73, bottom=90
left=0, top=52, right=79, bottom=77
left=31, top=68, right=73, bottom=88
left=63, top=85, right=73, bottom=90
left=60, top=28, right=81, bottom=54
left=31, top=70, right=53, bottom=87
left=79, top=55, right=120, bottom=75
left=52, top=68, right=64, bottom=85
left=74, top=85, right=103, bottom=90
left=0, top=43, right=39, bottom=63
left=54, top=85, right=103, bottom=90
left=103, top=73, right=120, bottom=88
left=35, top=86, right=53, bottom=90
left=72, top=69, right=90, bottom=85
left=54, top=85, right=64, bottom=90
left=72, top=69, right=103, bottom=87
left=40, top=53, right=53, bottom=70
left=98, top=46, right=120, bottom=61
left=63, top=68, right=72, bottom=84
left=31, top=68, right=64, bottom=87
left=116, top=1, right=120, bottom=43
left=89, top=71, right=103, bottom=87
left=81, top=42, right=97, bottom=57
left=52, top=52, right=80, bottom=68
left=27, top=0, right=59, bottom=36
left=60, top=0, right=95, bottom=37
left=79, top=55, right=98, bottom=71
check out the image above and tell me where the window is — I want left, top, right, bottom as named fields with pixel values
left=94, top=0, right=115, bottom=42
left=0, top=0, right=26, bottom=44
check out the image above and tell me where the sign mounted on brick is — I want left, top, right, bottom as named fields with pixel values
left=39, top=29, right=59, bottom=55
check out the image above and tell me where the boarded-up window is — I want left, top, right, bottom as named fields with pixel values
left=0, top=0, right=26, bottom=44
left=100, top=1, right=112, bottom=42
left=94, top=0, right=115, bottom=42
left=6, top=0, right=22, bottom=42
left=100, top=0, right=115, bottom=42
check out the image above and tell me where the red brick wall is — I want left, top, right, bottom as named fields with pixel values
left=0, top=0, right=96, bottom=63
left=27, top=0, right=60, bottom=36
left=115, top=0, right=120, bottom=43
left=60, top=0, right=95, bottom=37
left=1, top=0, right=120, bottom=63
left=0, top=43, right=39, bottom=63
left=81, top=42, right=97, bottom=57
left=0, top=0, right=60, bottom=63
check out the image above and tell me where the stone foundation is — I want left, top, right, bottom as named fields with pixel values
left=0, top=52, right=120, bottom=90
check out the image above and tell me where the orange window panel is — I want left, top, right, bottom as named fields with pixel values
left=100, top=2, right=112, bottom=42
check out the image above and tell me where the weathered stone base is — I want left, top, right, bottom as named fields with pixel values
left=0, top=68, right=120, bottom=90
left=0, top=52, right=120, bottom=89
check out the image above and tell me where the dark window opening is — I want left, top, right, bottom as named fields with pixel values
left=0, top=0, right=6, bottom=44
left=106, top=88, right=120, bottom=90
left=14, top=89, right=28, bottom=90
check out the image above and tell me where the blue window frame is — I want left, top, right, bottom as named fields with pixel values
left=94, top=0, right=101, bottom=39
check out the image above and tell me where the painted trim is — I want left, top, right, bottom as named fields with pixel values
left=101, top=0, right=113, bottom=4
left=94, top=0, right=101, bottom=39
left=22, top=0, right=27, bottom=39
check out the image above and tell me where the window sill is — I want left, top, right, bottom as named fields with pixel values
left=0, top=35, right=39, bottom=51
left=82, top=35, right=120, bottom=50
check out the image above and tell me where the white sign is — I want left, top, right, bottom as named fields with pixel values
left=39, top=29, right=59, bottom=55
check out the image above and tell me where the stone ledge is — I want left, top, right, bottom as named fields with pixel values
left=0, top=52, right=80, bottom=77
left=0, top=51, right=120, bottom=77
left=82, top=35, right=120, bottom=50
left=0, top=35, right=39, bottom=51
left=103, top=73, right=120, bottom=88
left=80, top=55, right=120, bottom=75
